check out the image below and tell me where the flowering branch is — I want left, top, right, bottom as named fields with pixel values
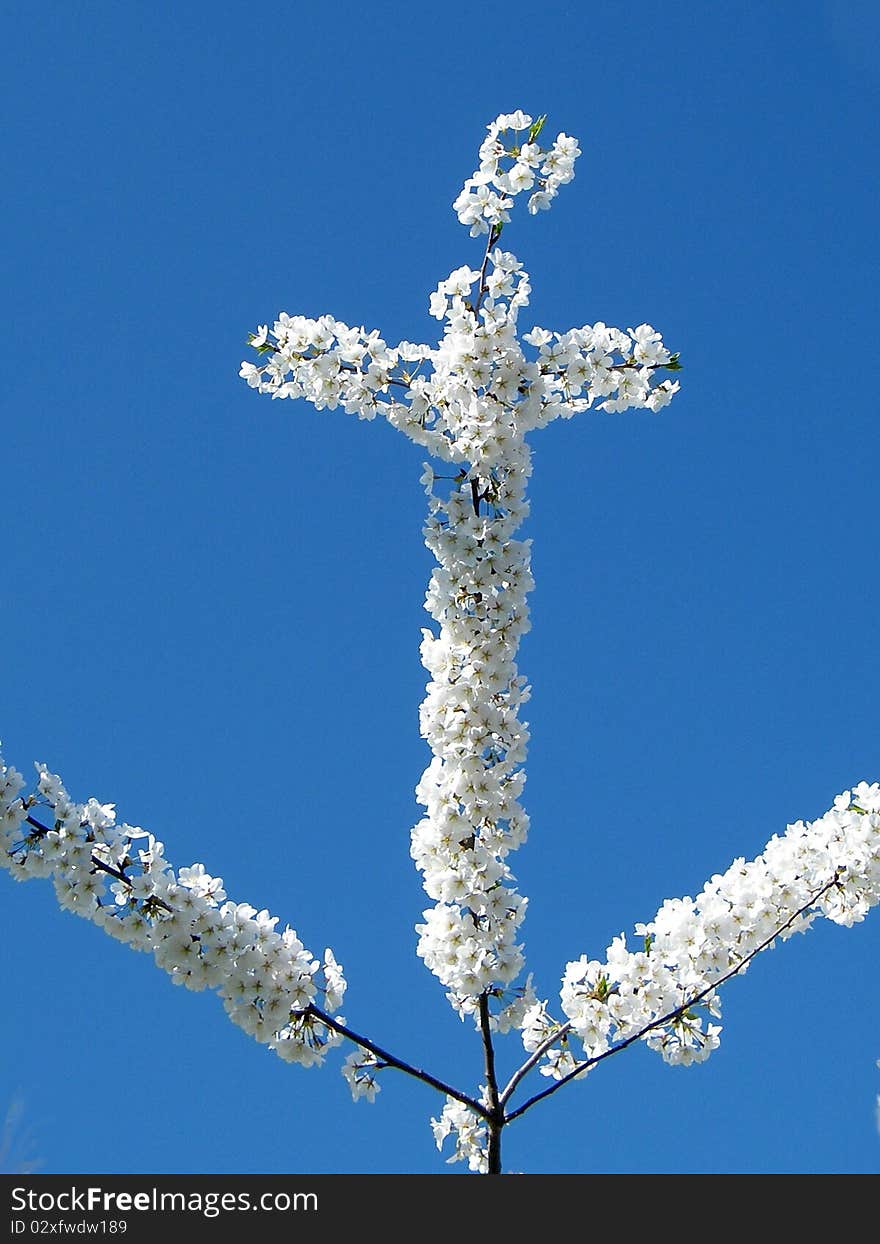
left=505, top=869, right=844, bottom=1124
left=24, top=813, right=174, bottom=913
left=4, top=108, right=877, bottom=1175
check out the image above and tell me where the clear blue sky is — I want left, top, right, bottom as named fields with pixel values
left=2, top=1, right=879, bottom=1175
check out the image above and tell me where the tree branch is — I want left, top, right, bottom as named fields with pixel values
left=473, top=224, right=502, bottom=316
left=306, top=1005, right=491, bottom=1121
left=21, top=818, right=487, bottom=1120
left=505, top=870, right=842, bottom=1123
left=24, top=815, right=173, bottom=913
left=478, top=993, right=503, bottom=1174
left=499, top=1019, right=572, bottom=1107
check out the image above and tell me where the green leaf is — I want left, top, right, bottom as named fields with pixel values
left=664, top=353, right=682, bottom=371
left=247, top=333, right=274, bottom=355
left=528, top=114, right=547, bottom=143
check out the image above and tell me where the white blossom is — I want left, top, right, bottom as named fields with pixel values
left=6, top=108, right=873, bottom=1175
left=0, top=753, right=345, bottom=1071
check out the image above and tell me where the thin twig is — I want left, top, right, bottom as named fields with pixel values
left=307, top=1005, right=490, bottom=1120
left=499, top=1020, right=572, bottom=1107
left=473, top=224, right=502, bottom=316
left=24, top=815, right=173, bottom=912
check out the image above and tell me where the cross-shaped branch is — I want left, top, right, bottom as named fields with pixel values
left=2, top=110, right=877, bottom=1177
left=238, top=112, right=682, bottom=1026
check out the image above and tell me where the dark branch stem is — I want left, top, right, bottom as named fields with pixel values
left=544, top=359, right=671, bottom=382
left=304, top=1005, right=491, bottom=1121
left=505, top=871, right=843, bottom=1124
left=24, top=815, right=173, bottom=912
left=470, top=476, right=481, bottom=516
left=473, top=224, right=502, bottom=316
left=339, top=362, right=410, bottom=390
left=478, top=993, right=503, bottom=1174
left=478, top=994, right=501, bottom=1110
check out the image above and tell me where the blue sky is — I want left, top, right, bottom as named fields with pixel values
left=2, top=1, right=879, bottom=1175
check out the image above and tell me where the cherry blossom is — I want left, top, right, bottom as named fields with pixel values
left=2, top=111, right=875, bottom=1175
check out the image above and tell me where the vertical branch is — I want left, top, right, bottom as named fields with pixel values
left=473, top=222, right=502, bottom=315
left=478, top=992, right=504, bottom=1175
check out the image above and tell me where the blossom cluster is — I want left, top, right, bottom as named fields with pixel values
left=239, top=295, right=679, bottom=471
left=413, top=446, right=533, bottom=1006
left=239, top=112, right=680, bottom=1018
left=0, top=750, right=346, bottom=1068
left=4, top=106, right=878, bottom=1176
left=452, top=110, right=581, bottom=234
left=341, top=1050, right=382, bottom=1103
left=522, top=784, right=880, bottom=1078
left=431, top=1096, right=490, bottom=1173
